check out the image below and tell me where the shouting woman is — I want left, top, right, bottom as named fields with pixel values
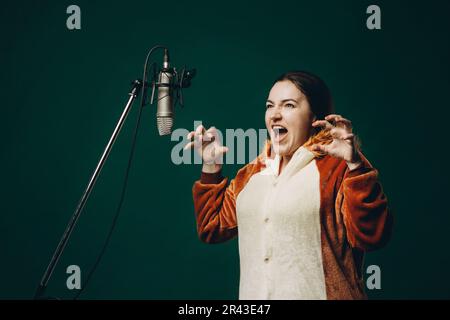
left=185, top=71, right=393, bottom=300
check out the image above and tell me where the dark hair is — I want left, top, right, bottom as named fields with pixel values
left=273, top=70, right=334, bottom=120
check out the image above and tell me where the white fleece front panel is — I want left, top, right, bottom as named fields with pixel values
left=236, top=146, right=326, bottom=300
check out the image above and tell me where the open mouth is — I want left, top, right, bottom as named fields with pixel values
left=272, top=125, right=288, bottom=142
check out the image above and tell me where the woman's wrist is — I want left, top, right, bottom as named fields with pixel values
left=346, top=160, right=363, bottom=171
left=202, top=163, right=222, bottom=174
left=346, top=151, right=363, bottom=171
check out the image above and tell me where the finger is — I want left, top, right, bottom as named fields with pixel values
left=193, top=127, right=205, bottom=148
left=187, top=131, right=195, bottom=140
left=203, top=145, right=229, bottom=164
left=310, top=143, right=330, bottom=154
left=204, top=127, right=218, bottom=142
left=195, top=124, right=205, bottom=137
left=325, top=114, right=342, bottom=122
left=326, top=114, right=353, bottom=130
left=193, top=125, right=206, bottom=147
left=211, top=146, right=229, bottom=165
left=330, top=127, right=348, bottom=138
left=202, top=132, right=215, bottom=142
left=205, top=126, right=220, bottom=141
left=341, top=133, right=354, bottom=140
left=215, top=146, right=229, bottom=164
left=205, top=126, right=216, bottom=134
left=330, top=127, right=355, bottom=140
left=219, top=146, right=229, bottom=154
left=335, top=117, right=352, bottom=129
left=312, top=120, right=333, bottom=130
left=183, top=141, right=195, bottom=150
left=199, top=133, right=215, bottom=148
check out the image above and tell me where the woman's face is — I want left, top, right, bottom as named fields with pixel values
left=265, top=80, right=316, bottom=156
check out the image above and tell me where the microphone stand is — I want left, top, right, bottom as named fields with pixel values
left=34, top=79, right=143, bottom=299
left=33, top=45, right=197, bottom=300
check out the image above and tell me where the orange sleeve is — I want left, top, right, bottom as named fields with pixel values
left=192, top=171, right=238, bottom=244
left=339, top=155, right=393, bottom=251
left=192, top=159, right=263, bottom=244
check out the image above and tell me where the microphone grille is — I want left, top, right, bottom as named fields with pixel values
left=157, top=117, right=173, bottom=136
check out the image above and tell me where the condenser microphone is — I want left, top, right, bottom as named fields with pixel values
left=156, top=49, right=174, bottom=136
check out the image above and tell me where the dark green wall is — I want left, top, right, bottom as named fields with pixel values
left=1, top=0, right=449, bottom=299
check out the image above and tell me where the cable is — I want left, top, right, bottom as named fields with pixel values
left=73, top=45, right=166, bottom=299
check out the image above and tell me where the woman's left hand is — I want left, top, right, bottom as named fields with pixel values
left=311, top=114, right=363, bottom=171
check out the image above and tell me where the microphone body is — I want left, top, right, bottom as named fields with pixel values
left=156, top=49, right=174, bottom=136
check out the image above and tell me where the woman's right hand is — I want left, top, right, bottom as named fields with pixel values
left=184, top=125, right=229, bottom=173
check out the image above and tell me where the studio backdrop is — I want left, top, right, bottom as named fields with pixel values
left=1, top=0, right=449, bottom=299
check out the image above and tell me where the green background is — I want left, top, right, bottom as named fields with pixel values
left=1, top=0, right=449, bottom=299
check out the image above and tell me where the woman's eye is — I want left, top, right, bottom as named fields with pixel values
left=285, top=103, right=295, bottom=108
left=266, top=104, right=273, bottom=109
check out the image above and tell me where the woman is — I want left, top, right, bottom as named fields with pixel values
left=185, top=71, right=393, bottom=300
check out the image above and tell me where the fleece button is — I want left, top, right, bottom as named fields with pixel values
left=264, top=217, right=269, bottom=223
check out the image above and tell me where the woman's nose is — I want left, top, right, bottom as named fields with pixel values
left=270, top=109, right=282, bottom=121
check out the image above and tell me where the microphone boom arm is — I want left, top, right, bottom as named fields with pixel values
left=34, top=79, right=143, bottom=299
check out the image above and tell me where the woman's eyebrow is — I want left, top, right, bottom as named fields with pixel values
left=266, top=99, right=298, bottom=104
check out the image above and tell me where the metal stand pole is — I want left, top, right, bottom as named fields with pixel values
left=34, top=80, right=143, bottom=299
